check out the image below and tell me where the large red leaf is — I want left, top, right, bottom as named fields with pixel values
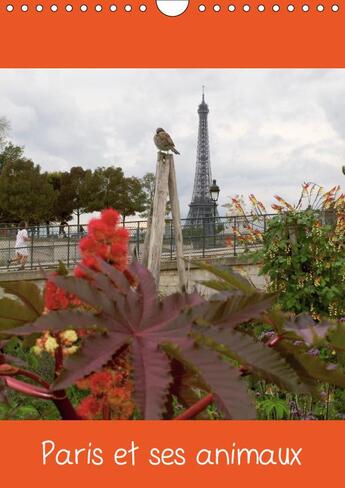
left=53, top=333, right=128, bottom=391
left=132, top=339, right=172, bottom=419
left=194, top=291, right=275, bottom=329
left=6, top=261, right=274, bottom=419
left=8, top=310, right=107, bottom=335
left=182, top=347, right=256, bottom=419
left=199, top=327, right=306, bottom=393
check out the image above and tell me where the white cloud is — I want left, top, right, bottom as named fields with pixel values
left=1, top=68, right=345, bottom=217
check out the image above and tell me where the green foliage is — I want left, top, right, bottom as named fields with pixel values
left=2, top=260, right=345, bottom=420
left=0, top=139, right=150, bottom=225
left=260, top=208, right=345, bottom=319
left=257, top=397, right=289, bottom=420
left=0, top=147, right=56, bottom=224
left=0, top=281, right=44, bottom=341
left=0, top=117, right=9, bottom=153
left=140, top=172, right=171, bottom=219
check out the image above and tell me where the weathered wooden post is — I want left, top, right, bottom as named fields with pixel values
left=145, top=152, right=186, bottom=290
left=141, top=203, right=153, bottom=267
left=168, top=155, right=187, bottom=290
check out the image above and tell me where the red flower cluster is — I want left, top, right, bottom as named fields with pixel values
left=41, top=209, right=132, bottom=418
left=44, top=274, right=81, bottom=311
left=76, top=366, right=134, bottom=420
left=75, top=209, right=129, bottom=278
left=44, top=209, right=129, bottom=311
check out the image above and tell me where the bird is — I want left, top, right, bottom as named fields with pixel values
left=154, top=128, right=180, bottom=155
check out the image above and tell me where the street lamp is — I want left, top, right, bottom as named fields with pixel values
left=209, top=179, right=220, bottom=247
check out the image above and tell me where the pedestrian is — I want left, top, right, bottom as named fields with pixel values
left=59, top=221, right=68, bottom=238
left=7, top=221, right=30, bottom=270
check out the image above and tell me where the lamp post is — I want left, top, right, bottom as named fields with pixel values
left=209, top=179, right=220, bottom=247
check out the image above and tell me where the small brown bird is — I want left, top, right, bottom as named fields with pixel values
left=154, top=128, right=180, bottom=155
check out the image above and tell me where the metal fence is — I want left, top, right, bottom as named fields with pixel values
left=0, top=214, right=277, bottom=272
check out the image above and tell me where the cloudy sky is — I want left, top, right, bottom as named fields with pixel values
left=1, top=69, right=345, bottom=218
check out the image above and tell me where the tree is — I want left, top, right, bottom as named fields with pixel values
left=91, top=166, right=125, bottom=211
left=117, top=176, right=147, bottom=224
left=0, top=117, right=9, bottom=151
left=139, top=172, right=155, bottom=218
left=49, top=167, right=98, bottom=228
left=0, top=154, right=56, bottom=224
left=139, top=171, right=171, bottom=219
left=89, top=167, right=146, bottom=223
left=0, top=142, right=24, bottom=174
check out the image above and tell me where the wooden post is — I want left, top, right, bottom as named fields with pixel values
left=168, top=155, right=187, bottom=290
left=147, top=152, right=170, bottom=285
left=141, top=203, right=152, bottom=267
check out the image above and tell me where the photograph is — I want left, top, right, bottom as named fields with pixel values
left=1, top=68, right=345, bottom=421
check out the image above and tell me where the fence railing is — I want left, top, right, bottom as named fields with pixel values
left=0, top=214, right=277, bottom=272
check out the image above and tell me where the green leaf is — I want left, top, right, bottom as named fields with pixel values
left=13, top=405, right=40, bottom=420
left=0, top=297, right=38, bottom=330
left=194, top=261, right=256, bottom=294
left=0, top=281, right=44, bottom=316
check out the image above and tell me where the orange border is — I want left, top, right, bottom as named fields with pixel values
left=0, top=2, right=344, bottom=68
left=1, top=4, right=345, bottom=486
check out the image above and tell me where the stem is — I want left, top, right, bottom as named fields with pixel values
left=54, top=337, right=64, bottom=377
left=53, top=391, right=81, bottom=420
left=16, top=369, right=50, bottom=389
left=175, top=394, right=213, bottom=420
left=3, top=375, right=81, bottom=420
left=4, top=376, right=55, bottom=400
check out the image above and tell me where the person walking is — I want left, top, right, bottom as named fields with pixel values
left=7, top=221, right=30, bottom=270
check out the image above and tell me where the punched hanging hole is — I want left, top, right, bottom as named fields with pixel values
left=156, top=0, right=189, bottom=17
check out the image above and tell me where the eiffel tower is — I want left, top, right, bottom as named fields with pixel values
left=186, top=88, right=219, bottom=228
